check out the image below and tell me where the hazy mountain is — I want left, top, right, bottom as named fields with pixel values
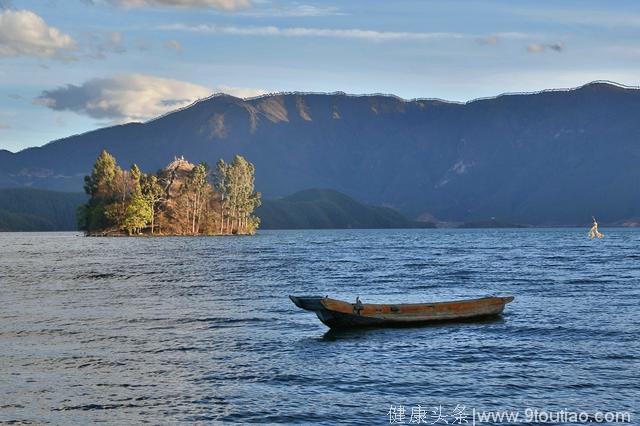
left=0, top=188, right=86, bottom=231
left=258, top=188, right=433, bottom=229
left=0, top=187, right=426, bottom=231
left=458, top=218, right=527, bottom=229
left=2, top=81, right=640, bottom=225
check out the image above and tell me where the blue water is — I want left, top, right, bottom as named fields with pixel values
left=0, top=229, right=638, bottom=424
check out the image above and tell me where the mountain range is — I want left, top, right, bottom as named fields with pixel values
left=2, top=80, right=640, bottom=225
left=257, top=188, right=433, bottom=229
left=0, top=187, right=428, bottom=231
left=0, top=188, right=85, bottom=231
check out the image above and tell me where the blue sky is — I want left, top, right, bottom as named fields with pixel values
left=1, top=0, right=640, bottom=152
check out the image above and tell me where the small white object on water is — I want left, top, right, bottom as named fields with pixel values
left=588, top=216, right=604, bottom=239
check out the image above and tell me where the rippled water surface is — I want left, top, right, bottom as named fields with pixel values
left=1, top=229, right=639, bottom=424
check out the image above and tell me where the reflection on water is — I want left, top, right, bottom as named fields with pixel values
left=319, top=316, right=507, bottom=341
left=0, top=229, right=639, bottom=424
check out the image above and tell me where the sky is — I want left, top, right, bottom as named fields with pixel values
left=1, top=0, right=640, bottom=152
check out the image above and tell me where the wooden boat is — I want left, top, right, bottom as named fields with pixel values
left=289, top=295, right=514, bottom=329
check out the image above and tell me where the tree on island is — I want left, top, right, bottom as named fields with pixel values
left=78, top=150, right=261, bottom=236
left=140, top=173, right=164, bottom=235
left=215, top=156, right=262, bottom=235
left=121, top=164, right=153, bottom=235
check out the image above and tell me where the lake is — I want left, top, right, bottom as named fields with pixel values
left=1, top=229, right=638, bottom=424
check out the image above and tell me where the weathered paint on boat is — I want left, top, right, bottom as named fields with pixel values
left=289, top=295, right=514, bottom=329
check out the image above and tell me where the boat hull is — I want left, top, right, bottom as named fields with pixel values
left=290, top=295, right=514, bottom=329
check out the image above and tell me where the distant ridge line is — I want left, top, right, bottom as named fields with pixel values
left=460, top=80, right=640, bottom=105
left=242, top=80, right=640, bottom=105
left=148, top=80, right=640, bottom=124
left=16, top=80, right=640, bottom=154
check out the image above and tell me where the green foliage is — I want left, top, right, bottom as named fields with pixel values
left=130, top=164, right=142, bottom=195
left=141, top=174, right=163, bottom=203
left=215, top=155, right=261, bottom=234
left=180, top=163, right=211, bottom=234
left=77, top=202, right=109, bottom=232
left=245, top=215, right=260, bottom=235
left=79, top=150, right=120, bottom=232
left=122, top=193, right=152, bottom=235
left=187, top=163, right=209, bottom=197
left=141, top=174, right=164, bottom=234
left=79, top=151, right=260, bottom=236
left=84, top=150, right=116, bottom=198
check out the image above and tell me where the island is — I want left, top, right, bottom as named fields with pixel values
left=77, top=150, right=261, bottom=236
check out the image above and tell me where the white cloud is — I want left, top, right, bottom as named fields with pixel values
left=34, top=74, right=265, bottom=122
left=163, top=39, right=182, bottom=53
left=0, top=9, right=76, bottom=59
left=109, top=0, right=251, bottom=11
left=163, top=23, right=467, bottom=42
left=215, top=84, right=266, bottom=98
left=239, top=4, right=342, bottom=17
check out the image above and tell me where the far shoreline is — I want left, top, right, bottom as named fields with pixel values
left=3, top=225, right=637, bottom=234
